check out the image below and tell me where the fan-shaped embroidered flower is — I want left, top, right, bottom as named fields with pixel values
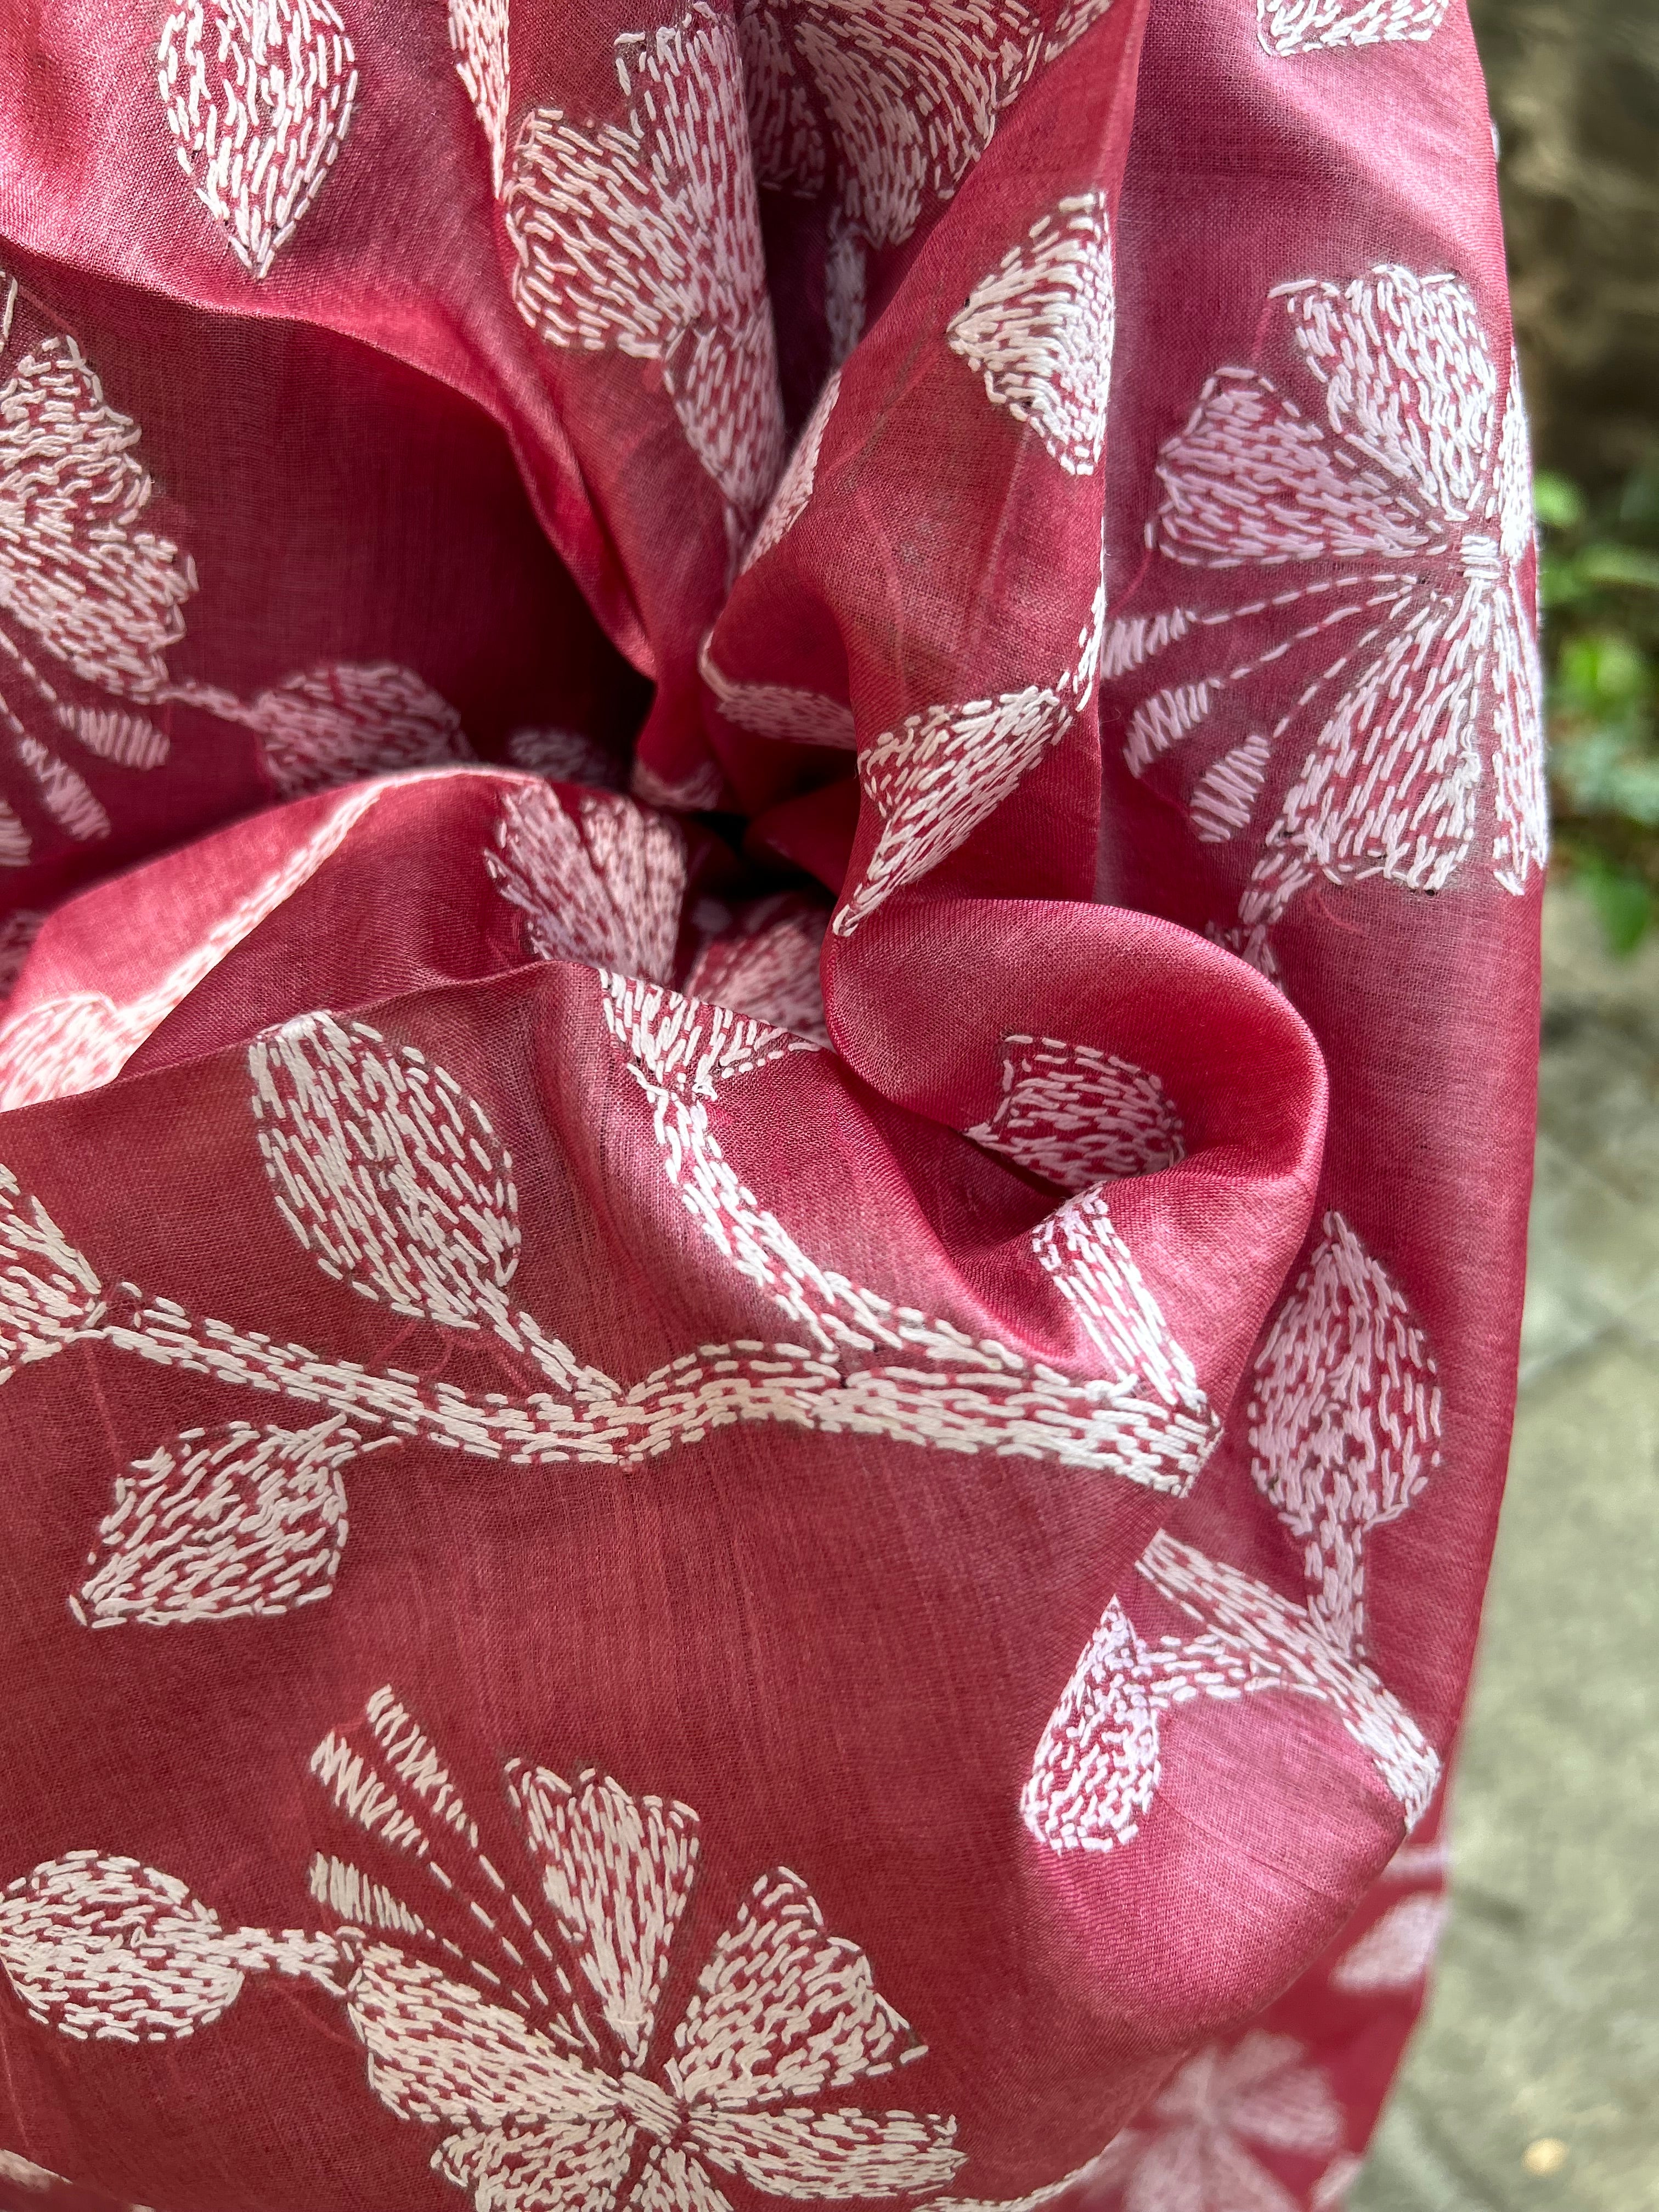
left=1111, top=263, right=1545, bottom=972
left=308, top=1691, right=963, bottom=2212
left=1107, top=2034, right=1345, bottom=2212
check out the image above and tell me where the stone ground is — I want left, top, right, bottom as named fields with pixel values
left=1353, top=883, right=1659, bottom=2212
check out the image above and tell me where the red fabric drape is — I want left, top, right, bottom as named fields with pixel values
left=0, top=2, right=1537, bottom=2206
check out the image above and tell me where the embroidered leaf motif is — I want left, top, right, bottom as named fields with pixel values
left=947, top=194, right=1114, bottom=475
left=505, top=4, right=785, bottom=543
left=1259, top=0, right=1451, bottom=58
left=57, top=706, right=171, bottom=769
left=156, top=0, right=359, bottom=279
left=245, top=662, right=470, bottom=798
left=74, top=1418, right=360, bottom=1628
left=0, top=1853, right=244, bottom=2040
left=1023, top=1530, right=1442, bottom=1858
left=1019, top=1599, right=1162, bottom=1853
left=698, top=636, right=856, bottom=750
left=1123, top=2035, right=1345, bottom=2212
left=1034, top=1186, right=1209, bottom=1421
left=1248, top=1212, right=1441, bottom=1657
left=741, top=369, right=843, bottom=572
left=249, top=1011, right=521, bottom=1331
left=967, top=1035, right=1184, bottom=1189
left=686, top=904, right=830, bottom=1045
left=449, top=0, right=512, bottom=191
left=488, top=785, right=686, bottom=981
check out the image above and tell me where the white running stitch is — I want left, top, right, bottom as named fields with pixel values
left=72, top=1418, right=364, bottom=1627
left=1328, top=1892, right=1447, bottom=1991
left=505, top=5, right=786, bottom=549
left=22, top=979, right=1222, bottom=1624
left=1248, top=1211, right=1441, bottom=1658
left=1022, top=1529, right=1441, bottom=1857
left=741, top=369, right=844, bottom=571
left=686, top=902, right=830, bottom=1045
left=736, top=0, right=1117, bottom=354
left=966, top=1034, right=1184, bottom=1188
left=697, top=634, right=856, bottom=751
left=1259, top=0, right=1450, bottom=54
left=833, top=546, right=1104, bottom=936
left=488, top=782, right=685, bottom=981
left=1117, top=268, right=1547, bottom=950
left=0, top=1698, right=964, bottom=2211
left=1189, top=732, right=1272, bottom=843
left=156, top=0, right=359, bottom=279
left=448, top=0, right=512, bottom=191
left=947, top=194, right=1114, bottom=475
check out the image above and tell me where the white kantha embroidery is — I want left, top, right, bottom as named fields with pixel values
left=1025, top=1215, right=1441, bottom=1855
left=0, top=1696, right=962, bottom=2212
left=834, top=558, right=1105, bottom=936
left=449, top=0, right=512, bottom=190
left=947, top=194, right=1114, bottom=475
left=742, top=369, right=844, bottom=571
left=686, top=902, right=830, bottom=1045
left=31, top=980, right=1216, bottom=1622
left=156, top=0, right=359, bottom=278
left=737, top=0, right=1116, bottom=353
left=505, top=5, right=786, bottom=549
left=698, top=634, right=856, bottom=751
left=1249, top=1212, right=1440, bottom=1657
left=488, top=783, right=685, bottom=982
left=967, top=1035, right=1184, bottom=1188
left=1115, top=266, right=1546, bottom=967
left=1258, top=0, right=1449, bottom=53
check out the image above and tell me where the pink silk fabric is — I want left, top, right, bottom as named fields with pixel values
left=0, top=1, right=1539, bottom=2207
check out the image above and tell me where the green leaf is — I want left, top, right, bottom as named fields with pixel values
left=1534, top=471, right=1586, bottom=531
left=1578, top=856, right=1655, bottom=958
left=1575, top=544, right=1659, bottom=592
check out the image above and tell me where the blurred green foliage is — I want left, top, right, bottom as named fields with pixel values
left=1539, top=455, right=1659, bottom=953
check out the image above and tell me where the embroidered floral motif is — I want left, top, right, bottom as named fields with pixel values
left=737, top=0, right=1116, bottom=355
left=52, top=972, right=1215, bottom=1622
left=0, top=1694, right=963, bottom=2212
left=947, top=195, right=1114, bottom=476
left=489, top=783, right=685, bottom=983
left=1257, top=0, right=1450, bottom=54
left=1111, top=264, right=1545, bottom=972
left=1024, top=1214, right=1440, bottom=1855
left=1109, top=2035, right=1345, bottom=2212
left=686, top=900, right=831, bottom=1045
left=156, top=0, right=359, bottom=279
left=504, top=5, right=786, bottom=552
left=697, top=634, right=856, bottom=752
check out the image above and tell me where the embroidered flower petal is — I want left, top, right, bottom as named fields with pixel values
left=633, top=2143, right=737, bottom=2212
left=437, top=2111, right=635, bottom=2212
left=690, top=2104, right=963, bottom=2199
left=669, top=1869, right=918, bottom=2106
left=506, top=1765, right=700, bottom=2068
left=343, top=1942, right=618, bottom=2130
left=1238, top=592, right=1483, bottom=928
left=1282, top=268, right=1497, bottom=524
left=1154, top=367, right=1435, bottom=568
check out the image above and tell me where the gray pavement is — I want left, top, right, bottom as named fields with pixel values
left=1355, top=885, right=1659, bottom=2212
